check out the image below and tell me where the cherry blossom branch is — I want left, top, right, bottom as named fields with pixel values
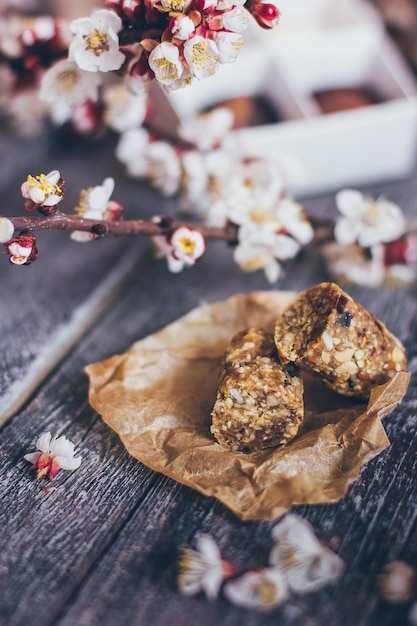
left=7, top=211, right=238, bottom=242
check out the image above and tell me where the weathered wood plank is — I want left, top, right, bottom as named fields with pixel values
left=1, top=182, right=416, bottom=626
left=0, top=134, right=177, bottom=425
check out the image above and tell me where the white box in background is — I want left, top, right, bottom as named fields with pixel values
left=149, top=0, right=417, bottom=197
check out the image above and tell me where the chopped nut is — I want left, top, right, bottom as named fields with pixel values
left=392, top=346, right=404, bottom=363
left=335, top=360, right=359, bottom=375
left=322, top=332, right=334, bottom=350
left=321, top=351, right=331, bottom=364
left=334, top=348, right=355, bottom=363
left=335, top=361, right=359, bottom=374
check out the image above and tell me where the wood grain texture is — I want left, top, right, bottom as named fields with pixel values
left=0, top=130, right=417, bottom=626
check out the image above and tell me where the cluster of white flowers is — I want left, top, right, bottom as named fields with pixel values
left=178, top=514, right=345, bottom=611
left=116, top=106, right=313, bottom=281
left=325, top=189, right=417, bottom=288
left=206, top=158, right=314, bottom=282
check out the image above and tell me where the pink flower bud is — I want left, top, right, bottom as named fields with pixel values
left=250, top=1, right=280, bottom=29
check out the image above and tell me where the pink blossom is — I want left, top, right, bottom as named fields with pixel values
left=24, top=431, right=82, bottom=480
left=5, top=231, right=38, bottom=266
left=153, top=225, right=205, bottom=272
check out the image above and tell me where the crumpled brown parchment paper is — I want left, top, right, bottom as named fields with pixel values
left=85, top=291, right=410, bottom=522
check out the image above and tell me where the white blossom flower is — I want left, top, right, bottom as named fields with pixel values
left=39, top=60, right=101, bottom=125
left=171, top=15, right=196, bottom=40
left=323, top=242, right=385, bottom=288
left=71, top=177, right=122, bottom=242
left=155, top=225, right=206, bottom=272
left=215, top=31, right=244, bottom=64
left=169, top=226, right=205, bottom=269
left=169, top=67, right=194, bottom=90
left=177, top=534, right=235, bottom=598
left=21, top=170, right=64, bottom=208
left=334, top=189, right=406, bottom=247
left=323, top=236, right=417, bottom=288
left=269, top=514, right=345, bottom=594
left=223, top=568, right=290, bottom=611
left=234, top=222, right=299, bottom=283
left=183, top=36, right=219, bottom=80
left=69, top=9, right=125, bottom=73
left=179, top=150, right=209, bottom=212
left=220, top=158, right=286, bottom=225
left=103, top=83, right=147, bottom=132
left=116, top=127, right=151, bottom=178
left=147, top=141, right=182, bottom=196
left=148, top=42, right=184, bottom=87
left=178, top=107, right=234, bottom=151
left=220, top=6, right=250, bottom=32
left=24, top=431, right=82, bottom=480
left=0, top=217, right=14, bottom=243
left=276, top=197, right=314, bottom=245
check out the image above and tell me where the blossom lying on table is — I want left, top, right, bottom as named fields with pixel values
left=177, top=534, right=235, bottom=599
left=24, top=431, right=82, bottom=480
left=269, top=514, right=345, bottom=594
left=324, top=189, right=417, bottom=287
left=223, top=568, right=289, bottom=611
left=177, top=513, right=344, bottom=610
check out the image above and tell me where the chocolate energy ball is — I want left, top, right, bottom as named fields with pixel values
left=274, top=282, right=407, bottom=397
left=211, top=327, right=304, bottom=453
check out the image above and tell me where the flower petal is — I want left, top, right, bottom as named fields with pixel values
left=24, top=451, right=41, bottom=464
left=55, top=454, right=82, bottom=470
left=35, top=432, right=52, bottom=453
left=335, top=189, right=366, bottom=218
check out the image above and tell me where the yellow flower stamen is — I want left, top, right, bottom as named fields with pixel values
left=57, top=69, right=80, bottom=93
left=284, top=548, right=299, bottom=567
left=256, top=579, right=277, bottom=605
left=192, top=41, right=217, bottom=75
left=85, top=30, right=109, bottom=56
left=179, top=236, right=196, bottom=255
left=26, top=174, right=55, bottom=196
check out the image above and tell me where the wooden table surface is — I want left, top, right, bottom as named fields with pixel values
left=1, top=123, right=416, bottom=626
